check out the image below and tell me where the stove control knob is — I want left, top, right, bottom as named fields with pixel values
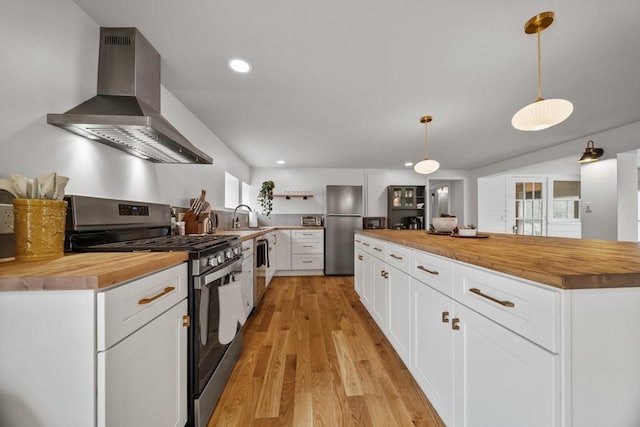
left=225, top=250, right=233, bottom=259
left=208, top=257, right=217, bottom=267
left=217, top=254, right=224, bottom=264
left=233, top=247, right=241, bottom=256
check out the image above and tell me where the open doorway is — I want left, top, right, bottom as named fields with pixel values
left=427, top=179, right=465, bottom=227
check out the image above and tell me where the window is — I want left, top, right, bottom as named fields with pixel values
left=552, top=181, right=580, bottom=220
left=224, top=172, right=239, bottom=209
left=242, top=181, right=251, bottom=207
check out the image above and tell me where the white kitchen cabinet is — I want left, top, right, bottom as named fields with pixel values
left=411, top=278, right=454, bottom=427
left=452, top=302, right=558, bottom=427
left=371, top=255, right=388, bottom=331
left=275, top=229, right=291, bottom=270
left=266, top=231, right=277, bottom=286
left=290, top=229, right=324, bottom=273
left=385, top=263, right=411, bottom=366
left=0, top=263, right=189, bottom=427
left=360, top=249, right=373, bottom=310
left=241, top=239, right=254, bottom=317
left=354, top=247, right=364, bottom=298
left=98, top=299, right=188, bottom=427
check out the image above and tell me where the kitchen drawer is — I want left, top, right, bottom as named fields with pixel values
left=386, top=243, right=411, bottom=273
left=292, top=230, right=323, bottom=239
left=242, top=239, right=254, bottom=257
left=291, top=239, right=323, bottom=254
left=411, top=250, right=454, bottom=297
left=354, top=234, right=364, bottom=249
left=360, top=237, right=386, bottom=259
left=97, top=263, right=188, bottom=351
left=292, top=254, right=324, bottom=270
left=454, top=262, right=560, bottom=352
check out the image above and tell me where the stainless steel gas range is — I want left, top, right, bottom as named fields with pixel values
left=65, top=195, right=248, bottom=427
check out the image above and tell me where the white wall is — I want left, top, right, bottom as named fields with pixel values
left=0, top=0, right=250, bottom=209
left=477, top=176, right=507, bottom=233
left=616, top=151, right=639, bottom=241
left=581, top=159, right=618, bottom=240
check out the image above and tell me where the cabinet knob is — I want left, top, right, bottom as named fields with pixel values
left=442, top=311, right=450, bottom=323
left=358, top=255, right=363, bottom=260
left=183, top=315, right=191, bottom=328
left=452, top=318, right=460, bottom=331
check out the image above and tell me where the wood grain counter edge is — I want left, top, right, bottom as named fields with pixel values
left=0, top=252, right=189, bottom=292
left=358, top=230, right=640, bottom=290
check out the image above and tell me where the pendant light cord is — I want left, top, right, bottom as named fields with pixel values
left=537, top=30, right=543, bottom=101
left=424, top=119, right=429, bottom=157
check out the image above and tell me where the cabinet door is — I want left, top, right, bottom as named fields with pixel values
left=453, top=302, right=558, bottom=427
left=97, top=299, right=188, bottom=427
left=361, top=251, right=373, bottom=310
left=411, top=278, right=454, bottom=426
left=241, top=254, right=254, bottom=317
left=354, top=247, right=364, bottom=298
left=371, top=256, right=388, bottom=331
left=386, top=264, right=411, bottom=366
left=275, top=230, right=291, bottom=270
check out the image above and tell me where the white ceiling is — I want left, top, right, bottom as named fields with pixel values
left=71, top=0, right=640, bottom=171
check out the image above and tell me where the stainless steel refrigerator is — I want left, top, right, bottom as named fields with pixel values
left=325, top=185, right=363, bottom=275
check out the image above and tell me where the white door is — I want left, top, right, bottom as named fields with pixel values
left=98, top=300, right=188, bottom=427
left=452, top=302, right=558, bottom=427
left=411, top=278, right=454, bottom=426
left=507, top=178, right=547, bottom=235
left=361, top=251, right=373, bottom=311
left=386, top=264, right=412, bottom=366
left=354, top=247, right=364, bottom=298
left=371, top=256, right=388, bottom=331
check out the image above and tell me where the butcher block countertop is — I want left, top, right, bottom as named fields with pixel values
left=0, top=252, right=188, bottom=292
left=359, top=229, right=640, bottom=290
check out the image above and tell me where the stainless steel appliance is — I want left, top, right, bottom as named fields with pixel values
left=301, top=215, right=322, bottom=226
left=363, top=216, right=386, bottom=229
left=64, top=195, right=244, bottom=427
left=324, top=185, right=363, bottom=275
left=47, top=28, right=212, bottom=164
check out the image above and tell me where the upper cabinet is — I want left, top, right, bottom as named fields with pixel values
left=387, top=186, right=426, bottom=229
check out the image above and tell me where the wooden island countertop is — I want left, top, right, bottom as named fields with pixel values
left=358, top=229, right=640, bottom=289
left=0, top=252, right=188, bottom=292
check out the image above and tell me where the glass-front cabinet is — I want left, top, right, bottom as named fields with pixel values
left=387, top=186, right=426, bottom=229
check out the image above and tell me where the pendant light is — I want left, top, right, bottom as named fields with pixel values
left=579, top=140, right=604, bottom=164
left=512, top=11, right=573, bottom=131
left=414, top=115, right=440, bottom=174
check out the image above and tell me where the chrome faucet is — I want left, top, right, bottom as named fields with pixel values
left=232, top=204, right=252, bottom=229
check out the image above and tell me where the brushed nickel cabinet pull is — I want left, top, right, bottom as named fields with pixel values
left=138, top=286, right=175, bottom=305
left=302, top=260, right=313, bottom=263
left=355, top=239, right=362, bottom=243
left=363, top=242, right=370, bottom=247
left=183, top=315, right=191, bottom=328
left=243, top=247, right=250, bottom=251
left=390, top=254, right=403, bottom=260
left=358, top=255, right=363, bottom=260
left=374, top=247, right=382, bottom=252
left=417, top=265, right=439, bottom=275
left=442, top=311, right=449, bottom=323
left=303, top=245, right=313, bottom=247
left=452, top=318, right=460, bottom=330
left=469, top=288, right=515, bottom=308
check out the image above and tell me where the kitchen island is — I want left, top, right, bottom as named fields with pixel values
left=355, top=230, right=640, bottom=427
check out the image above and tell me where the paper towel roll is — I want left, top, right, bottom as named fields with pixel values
left=249, top=211, right=258, bottom=228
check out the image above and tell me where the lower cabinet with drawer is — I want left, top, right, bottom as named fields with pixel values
left=279, top=229, right=324, bottom=275
left=0, top=263, right=189, bottom=427
left=355, top=234, right=561, bottom=427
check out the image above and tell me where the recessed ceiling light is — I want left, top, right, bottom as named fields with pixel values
left=276, top=160, right=286, bottom=164
left=228, top=58, right=252, bottom=73
left=404, top=162, right=414, bottom=167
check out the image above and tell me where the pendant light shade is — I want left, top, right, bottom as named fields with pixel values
left=414, top=115, right=440, bottom=175
left=512, top=11, right=573, bottom=131
left=579, top=140, right=604, bottom=164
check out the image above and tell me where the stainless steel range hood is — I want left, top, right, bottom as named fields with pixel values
left=47, top=28, right=212, bottom=164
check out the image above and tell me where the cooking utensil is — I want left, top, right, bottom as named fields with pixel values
left=37, top=173, right=56, bottom=199
left=10, top=173, right=29, bottom=198
left=52, top=175, right=69, bottom=200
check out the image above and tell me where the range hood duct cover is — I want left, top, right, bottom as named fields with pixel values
left=47, top=27, right=212, bottom=164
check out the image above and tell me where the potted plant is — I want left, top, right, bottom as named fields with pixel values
left=257, top=180, right=275, bottom=218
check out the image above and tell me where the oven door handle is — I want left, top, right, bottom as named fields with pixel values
left=196, top=266, right=229, bottom=290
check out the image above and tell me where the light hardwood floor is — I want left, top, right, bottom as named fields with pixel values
left=208, top=275, right=445, bottom=426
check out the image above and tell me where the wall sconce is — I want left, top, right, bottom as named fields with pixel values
left=578, top=140, right=604, bottom=164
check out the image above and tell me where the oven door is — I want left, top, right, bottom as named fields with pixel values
left=193, top=257, right=243, bottom=395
